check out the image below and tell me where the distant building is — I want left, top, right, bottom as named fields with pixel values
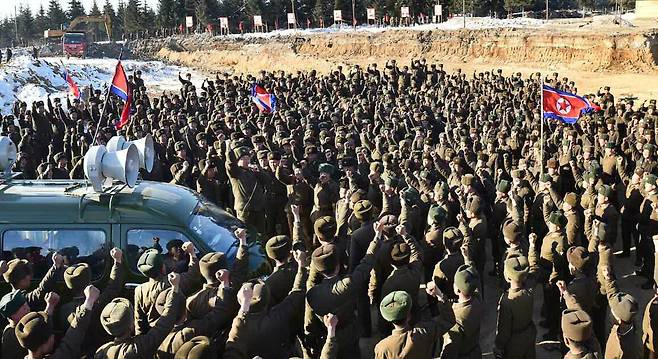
left=636, top=0, right=658, bottom=18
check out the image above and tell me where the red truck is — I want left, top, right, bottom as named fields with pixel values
left=62, top=32, right=87, bottom=58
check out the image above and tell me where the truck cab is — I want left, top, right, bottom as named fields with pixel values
left=62, top=32, right=87, bottom=58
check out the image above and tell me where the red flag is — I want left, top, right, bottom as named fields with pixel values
left=543, top=85, right=599, bottom=124
left=110, top=61, right=132, bottom=129
left=63, top=69, right=80, bottom=99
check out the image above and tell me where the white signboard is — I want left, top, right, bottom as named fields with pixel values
left=253, top=15, right=263, bottom=26
left=367, top=8, right=376, bottom=20
left=401, top=6, right=410, bottom=18
left=333, top=10, right=343, bottom=22
left=287, top=13, right=296, bottom=24
left=434, top=4, right=442, bottom=15
left=219, top=17, right=229, bottom=28
left=185, top=16, right=194, bottom=28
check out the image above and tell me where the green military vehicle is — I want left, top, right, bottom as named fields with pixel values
left=0, top=135, right=267, bottom=297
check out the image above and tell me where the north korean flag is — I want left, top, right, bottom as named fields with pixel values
left=62, top=69, right=80, bottom=99
left=250, top=84, right=277, bottom=114
left=542, top=85, right=600, bottom=124
left=110, top=61, right=132, bottom=129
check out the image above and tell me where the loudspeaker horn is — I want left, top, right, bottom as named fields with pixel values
left=0, top=136, right=17, bottom=174
left=84, top=144, right=140, bottom=192
left=106, top=134, right=154, bottom=173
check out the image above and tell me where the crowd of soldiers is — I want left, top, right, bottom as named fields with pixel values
left=1, top=56, right=658, bottom=359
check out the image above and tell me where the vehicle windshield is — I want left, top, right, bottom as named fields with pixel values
left=188, top=199, right=243, bottom=254
left=63, top=34, right=85, bottom=44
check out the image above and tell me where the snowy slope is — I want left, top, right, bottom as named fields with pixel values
left=0, top=56, right=203, bottom=114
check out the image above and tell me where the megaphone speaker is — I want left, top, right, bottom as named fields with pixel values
left=130, top=134, right=154, bottom=173
left=0, top=136, right=17, bottom=173
left=102, top=144, right=140, bottom=188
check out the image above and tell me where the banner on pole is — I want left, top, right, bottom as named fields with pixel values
left=254, top=15, right=263, bottom=26
left=367, top=8, right=376, bottom=20
left=401, top=6, right=410, bottom=18
left=219, top=17, right=229, bottom=28
left=287, top=13, right=296, bottom=24
left=334, top=10, right=343, bottom=22
left=185, top=16, right=194, bottom=28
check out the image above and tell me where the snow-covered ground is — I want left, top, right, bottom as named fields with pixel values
left=0, top=55, right=203, bottom=114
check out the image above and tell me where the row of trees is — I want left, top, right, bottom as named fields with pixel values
left=0, top=0, right=636, bottom=48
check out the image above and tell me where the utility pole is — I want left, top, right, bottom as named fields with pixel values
left=463, top=0, right=466, bottom=28
left=291, top=0, right=297, bottom=28
left=15, top=4, right=19, bottom=43
left=545, top=0, right=549, bottom=20
left=352, top=0, right=356, bottom=28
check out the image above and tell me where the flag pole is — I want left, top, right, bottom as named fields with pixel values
left=91, top=47, right=125, bottom=146
left=540, top=75, right=544, bottom=175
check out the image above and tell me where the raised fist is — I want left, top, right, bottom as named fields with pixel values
left=215, top=269, right=230, bottom=285
left=45, top=292, right=60, bottom=307
left=84, top=285, right=100, bottom=303
left=168, top=272, right=181, bottom=288
left=234, top=228, right=248, bottom=244
left=182, top=242, right=196, bottom=255
left=52, top=252, right=64, bottom=269
left=110, top=248, right=123, bottom=263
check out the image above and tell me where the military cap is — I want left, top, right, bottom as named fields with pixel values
left=566, top=246, right=590, bottom=270
left=53, top=152, right=66, bottom=162
left=548, top=211, right=567, bottom=228
left=0, top=291, right=26, bottom=319
left=155, top=287, right=184, bottom=316
left=174, top=336, right=213, bottom=359
left=257, top=150, right=269, bottom=160
left=461, top=174, right=475, bottom=186
left=311, top=244, right=338, bottom=274
left=644, top=144, right=656, bottom=152
left=252, top=135, right=265, bottom=144
left=503, top=253, right=529, bottom=282
left=605, top=141, right=615, bottom=149
left=547, top=158, right=558, bottom=169
left=598, top=184, right=612, bottom=197
left=314, top=216, right=337, bottom=242
left=268, top=151, right=281, bottom=161
left=305, top=145, right=319, bottom=155
left=3, top=259, right=32, bottom=286
left=561, top=308, right=593, bottom=342
left=390, top=242, right=411, bottom=266
left=401, top=187, right=420, bottom=204
left=646, top=174, right=658, bottom=186
left=370, top=162, right=383, bottom=173
left=174, top=141, right=186, bottom=151
left=434, top=181, right=449, bottom=197
left=443, top=227, right=463, bottom=251
left=384, top=176, right=399, bottom=188
left=609, top=292, right=638, bottom=323
left=353, top=200, right=374, bottom=221
left=199, top=252, right=227, bottom=282
left=265, top=235, right=292, bottom=261
left=166, top=239, right=184, bottom=252
left=496, top=180, right=511, bottom=193
left=454, top=264, right=479, bottom=296
left=539, top=173, right=552, bottom=183
left=511, top=169, right=525, bottom=179
left=100, top=298, right=133, bottom=337
left=349, top=190, right=367, bottom=204
left=503, top=220, right=522, bottom=243
left=564, top=192, right=578, bottom=207
left=137, top=248, right=164, bottom=278
left=15, top=311, right=52, bottom=351
left=469, top=196, right=482, bottom=214
left=195, top=133, right=206, bottom=142
left=427, top=205, right=447, bottom=225
left=339, top=156, right=357, bottom=168
left=318, top=163, right=335, bottom=175
left=379, top=291, right=411, bottom=323
left=64, top=263, right=91, bottom=291
left=232, top=146, right=252, bottom=160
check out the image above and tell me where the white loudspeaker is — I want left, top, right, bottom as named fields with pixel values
left=0, top=136, right=17, bottom=174
left=84, top=144, right=140, bottom=192
left=107, top=134, right=154, bottom=173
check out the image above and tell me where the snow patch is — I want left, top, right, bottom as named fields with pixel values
left=0, top=55, right=203, bottom=114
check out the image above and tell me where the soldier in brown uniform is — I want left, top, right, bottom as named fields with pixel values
left=56, top=248, right=125, bottom=356
left=619, top=168, right=644, bottom=258
left=595, top=185, right=619, bottom=246
left=1, top=252, right=64, bottom=308
left=96, top=273, right=184, bottom=358
left=599, top=267, right=641, bottom=359
left=134, top=241, right=200, bottom=335
left=433, top=227, right=465, bottom=302
left=438, top=263, right=484, bottom=359
left=561, top=308, right=602, bottom=358
left=494, top=252, right=538, bottom=359
left=226, top=146, right=267, bottom=235
left=303, top=220, right=383, bottom=358
left=15, top=285, right=99, bottom=359
left=638, top=174, right=658, bottom=289
left=374, top=290, right=453, bottom=359
left=312, top=163, right=340, bottom=222
left=185, top=229, right=249, bottom=319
